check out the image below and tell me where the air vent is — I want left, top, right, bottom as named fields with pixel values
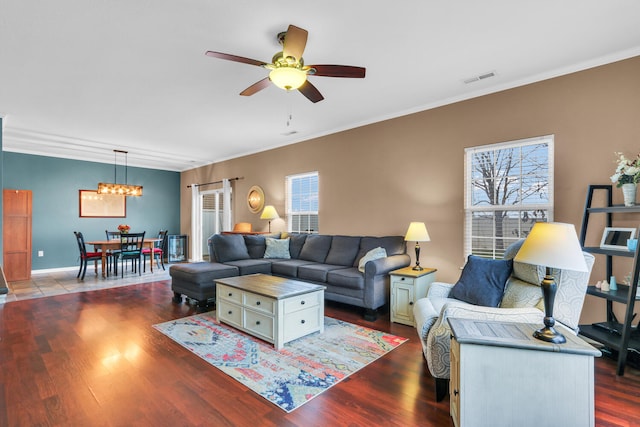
left=463, top=70, right=497, bottom=84
left=281, top=130, right=298, bottom=136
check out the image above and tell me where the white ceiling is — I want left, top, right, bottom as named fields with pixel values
left=2, top=1, right=640, bottom=172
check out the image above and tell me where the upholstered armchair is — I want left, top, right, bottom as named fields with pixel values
left=413, top=239, right=595, bottom=401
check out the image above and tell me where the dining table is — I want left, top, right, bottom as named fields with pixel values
left=87, top=238, right=161, bottom=278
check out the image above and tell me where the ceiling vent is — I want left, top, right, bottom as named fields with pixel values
left=463, top=71, right=497, bottom=84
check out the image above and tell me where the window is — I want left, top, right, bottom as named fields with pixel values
left=286, top=171, right=319, bottom=233
left=464, top=135, right=554, bottom=259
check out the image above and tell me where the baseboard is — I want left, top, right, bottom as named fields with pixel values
left=31, top=266, right=78, bottom=275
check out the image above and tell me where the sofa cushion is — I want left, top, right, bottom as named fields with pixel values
left=325, top=236, right=361, bottom=267
left=358, top=247, right=387, bottom=272
left=211, top=234, right=250, bottom=263
left=450, top=255, right=513, bottom=307
left=298, top=263, right=345, bottom=283
left=326, top=267, right=365, bottom=290
left=299, top=235, right=332, bottom=263
left=354, top=236, right=405, bottom=266
left=284, top=233, right=308, bottom=259
left=271, top=259, right=315, bottom=277
left=243, top=235, right=267, bottom=258
left=264, top=237, right=291, bottom=259
left=500, top=277, right=543, bottom=309
left=223, top=259, right=272, bottom=275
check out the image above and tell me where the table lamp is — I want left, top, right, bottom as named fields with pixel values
left=260, top=205, right=279, bottom=232
left=514, top=222, right=588, bottom=343
left=404, top=222, right=430, bottom=271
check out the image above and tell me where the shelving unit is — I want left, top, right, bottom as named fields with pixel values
left=578, top=184, right=640, bottom=376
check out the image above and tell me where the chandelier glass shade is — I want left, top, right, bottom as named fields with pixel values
left=269, top=67, right=307, bottom=91
left=97, top=150, right=143, bottom=197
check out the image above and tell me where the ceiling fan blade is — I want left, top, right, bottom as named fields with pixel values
left=298, top=80, right=324, bottom=103
left=240, top=77, right=272, bottom=96
left=205, top=51, right=267, bottom=67
left=309, top=65, right=366, bottom=78
left=282, top=25, right=308, bottom=62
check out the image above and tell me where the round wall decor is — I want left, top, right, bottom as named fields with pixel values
left=247, top=185, right=265, bottom=213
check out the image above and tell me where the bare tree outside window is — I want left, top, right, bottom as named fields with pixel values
left=465, top=136, right=554, bottom=259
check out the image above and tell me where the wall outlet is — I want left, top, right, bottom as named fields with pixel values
left=38, top=250, right=44, bottom=257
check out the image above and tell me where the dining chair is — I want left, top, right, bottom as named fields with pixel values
left=105, top=230, right=122, bottom=274
left=74, top=231, right=103, bottom=280
left=143, top=230, right=168, bottom=272
left=117, top=232, right=146, bottom=277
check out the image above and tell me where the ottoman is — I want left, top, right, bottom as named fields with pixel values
left=169, top=262, right=239, bottom=311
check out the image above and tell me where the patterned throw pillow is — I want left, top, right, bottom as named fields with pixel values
left=358, top=247, right=387, bottom=272
left=264, top=237, right=291, bottom=259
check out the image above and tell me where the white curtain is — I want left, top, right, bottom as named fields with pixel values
left=191, top=183, right=203, bottom=262
left=222, top=178, right=232, bottom=232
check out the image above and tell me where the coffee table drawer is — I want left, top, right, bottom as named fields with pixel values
left=217, top=284, right=242, bottom=304
left=245, top=310, right=274, bottom=341
left=284, top=306, right=322, bottom=341
left=244, top=292, right=276, bottom=315
left=283, top=291, right=320, bottom=314
left=218, top=300, right=242, bottom=327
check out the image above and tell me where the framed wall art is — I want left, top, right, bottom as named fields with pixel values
left=79, top=190, right=126, bottom=218
left=600, top=227, right=636, bottom=251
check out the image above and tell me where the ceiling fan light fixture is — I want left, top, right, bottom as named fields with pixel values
left=269, top=67, right=307, bottom=91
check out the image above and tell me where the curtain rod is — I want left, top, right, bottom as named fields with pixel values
left=186, top=176, right=243, bottom=188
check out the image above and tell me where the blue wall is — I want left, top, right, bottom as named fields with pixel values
left=2, top=152, right=180, bottom=271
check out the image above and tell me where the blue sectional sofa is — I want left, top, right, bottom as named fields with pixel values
left=169, top=233, right=410, bottom=320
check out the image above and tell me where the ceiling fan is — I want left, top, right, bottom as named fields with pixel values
left=205, top=25, right=366, bottom=103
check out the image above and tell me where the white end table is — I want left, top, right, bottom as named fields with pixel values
left=389, top=266, right=436, bottom=326
left=448, top=318, right=601, bottom=427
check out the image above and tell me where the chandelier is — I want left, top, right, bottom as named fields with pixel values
left=97, top=150, right=143, bottom=197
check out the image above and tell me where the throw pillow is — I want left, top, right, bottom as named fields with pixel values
left=450, top=255, right=513, bottom=307
left=264, top=237, right=291, bottom=259
left=358, top=247, right=387, bottom=272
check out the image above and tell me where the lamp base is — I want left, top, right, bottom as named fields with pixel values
left=533, top=326, right=566, bottom=344
left=412, top=265, right=424, bottom=271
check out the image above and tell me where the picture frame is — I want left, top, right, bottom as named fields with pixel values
left=79, top=190, right=126, bottom=218
left=600, top=227, right=636, bottom=251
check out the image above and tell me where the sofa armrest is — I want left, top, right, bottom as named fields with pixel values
left=364, top=254, right=411, bottom=277
left=434, top=302, right=544, bottom=330
left=426, top=282, right=454, bottom=299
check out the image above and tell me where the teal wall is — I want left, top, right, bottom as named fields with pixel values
left=2, top=152, right=180, bottom=271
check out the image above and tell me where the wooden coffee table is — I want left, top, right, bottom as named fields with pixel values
left=215, top=274, right=325, bottom=349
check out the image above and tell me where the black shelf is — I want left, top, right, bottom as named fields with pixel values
left=587, top=284, right=640, bottom=303
left=579, top=184, right=640, bottom=376
left=579, top=323, right=640, bottom=351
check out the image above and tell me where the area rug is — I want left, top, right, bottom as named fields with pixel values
left=153, top=313, right=407, bottom=412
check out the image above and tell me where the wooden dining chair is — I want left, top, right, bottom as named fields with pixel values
left=105, top=230, right=121, bottom=274
left=143, top=230, right=168, bottom=272
left=74, top=231, right=103, bottom=280
left=117, top=232, right=146, bottom=277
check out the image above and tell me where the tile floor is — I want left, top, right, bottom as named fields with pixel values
left=1, top=262, right=171, bottom=304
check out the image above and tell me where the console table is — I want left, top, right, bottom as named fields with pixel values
left=448, top=318, right=601, bottom=427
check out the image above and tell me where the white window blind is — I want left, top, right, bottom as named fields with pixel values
left=464, top=135, right=554, bottom=259
left=286, top=171, right=319, bottom=233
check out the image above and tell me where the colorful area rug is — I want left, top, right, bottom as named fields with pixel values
left=153, top=313, right=407, bottom=412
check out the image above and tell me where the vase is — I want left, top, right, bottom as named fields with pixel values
left=621, top=183, right=637, bottom=206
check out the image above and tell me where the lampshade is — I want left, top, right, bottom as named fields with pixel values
left=514, top=222, right=587, bottom=272
left=260, top=205, right=279, bottom=221
left=269, top=67, right=307, bottom=91
left=404, top=222, right=431, bottom=242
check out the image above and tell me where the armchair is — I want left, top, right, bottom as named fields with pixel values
left=413, top=239, right=595, bottom=401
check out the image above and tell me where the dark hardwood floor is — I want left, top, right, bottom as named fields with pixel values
left=1, top=279, right=639, bottom=427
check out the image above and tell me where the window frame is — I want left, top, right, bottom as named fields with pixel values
left=464, top=135, right=554, bottom=259
left=286, top=171, right=319, bottom=234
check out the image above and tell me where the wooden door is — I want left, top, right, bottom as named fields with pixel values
left=3, top=189, right=32, bottom=281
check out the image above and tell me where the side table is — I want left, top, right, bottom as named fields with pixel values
left=448, top=318, right=601, bottom=427
left=389, top=266, right=436, bottom=326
